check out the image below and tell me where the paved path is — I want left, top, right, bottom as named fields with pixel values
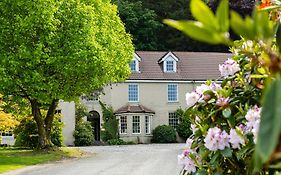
left=4, top=144, right=184, bottom=175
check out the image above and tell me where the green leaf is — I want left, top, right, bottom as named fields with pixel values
left=230, top=11, right=255, bottom=40
left=221, top=147, right=233, bottom=157
left=190, top=0, right=218, bottom=30
left=256, top=75, right=281, bottom=163
left=216, top=0, right=229, bottom=32
left=222, top=108, right=231, bottom=118
left=163, top=20, right=224, bottom=44
left=276, top=24, right=281, bottom=53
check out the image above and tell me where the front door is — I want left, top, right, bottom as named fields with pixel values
left=87, top=111, right=100, bottom=141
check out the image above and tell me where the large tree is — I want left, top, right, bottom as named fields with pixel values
left=0, top=0, right=134, bottom=148
left=114, top=0, right=163, bottom=50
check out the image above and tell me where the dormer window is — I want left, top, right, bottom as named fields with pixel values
left=165, top=60, right=175, bottom=72
left=130, top=53, right=141, bottom=72
left=130, top=60, right=137, bottom=71
left=158, top=52, right=179, bottom=73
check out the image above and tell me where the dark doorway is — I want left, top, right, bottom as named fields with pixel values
left=87, top=111, right=101, bottom=141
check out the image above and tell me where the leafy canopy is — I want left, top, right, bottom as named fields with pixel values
left=0, top=0, right=134, bottom=105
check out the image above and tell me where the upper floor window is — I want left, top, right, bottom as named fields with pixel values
left=128, top=84, right=139, bottom=102
left=130, top=60, right=137, bottom=71
left=168, top=84, right=178, bottom=102
left=166, top=60, right=175, bottom=72
left=130, top=53, right=141, bottom=72
left=168, top=112, right=179, bottom=129
left=158, top=52, right=178, bottom=73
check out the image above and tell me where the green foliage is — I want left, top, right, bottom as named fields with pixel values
left=107, top=138, right=127, bottom=145
left=0, top=0, right=133, bottom=148
left=74, top=121, right=93, bottom=146
left=100, top=102, right=119, bottom=142
left=113, top=0, right=162, bottom=50
left=175, top=108, right=192, bottom=140
left=166, top=0, right=281, bottom=173
left=152, top=125, right=177, bottom=143
left=75, top=103, right=89, bottom=124
left=14, top=115, right=63, bottom=148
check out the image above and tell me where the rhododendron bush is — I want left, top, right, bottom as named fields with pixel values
left=178, top=54, right=263, bottom=174
left=165, top=0, right=281, bottom=174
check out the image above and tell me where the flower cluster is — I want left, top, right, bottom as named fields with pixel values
left=178, top=139, right=201, bottom=173
left=185, top=82, right=221, bottom=109
left=178, top=54, right=263, bottom=174
left=219, top=58, right=241, bottom=77
left=245, top=106, right=261, bottom=143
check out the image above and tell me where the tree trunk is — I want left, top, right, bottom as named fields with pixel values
left=30, top=99, right=58, bottom=149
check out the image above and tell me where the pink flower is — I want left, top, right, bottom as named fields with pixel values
left=204, top=127, right=230, bottom=151
left=219, top=58, right=241, bottom=77
left=229, top=128, right=245, bottom=149
left=186, top=91, right=200, bottom=108
left=216, top=97, right=229, bottom=107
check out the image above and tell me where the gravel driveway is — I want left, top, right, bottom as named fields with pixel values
left=4, top=143, right=184, bottom=175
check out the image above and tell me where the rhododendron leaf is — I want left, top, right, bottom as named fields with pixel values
left=230, top=11, right=255, bottom=40
left=256, top=75, right=281, bottom=163
left=276, top=24, right=281, bottom=53
left=163, top=20, right=224, bottom=44
left=190, top=0, right=218, bottom=31
left=210, top=152, right=220, bottom=165
left=222, top=108, right=232, bottom=118
left=196, top=169, right=208, bottom=175
left=221, top=147, right=233, bottom=157
left=216, top=0, right=229, bottom=32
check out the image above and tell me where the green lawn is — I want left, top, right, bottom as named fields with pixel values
left=0, top=147, right=85, bottom=173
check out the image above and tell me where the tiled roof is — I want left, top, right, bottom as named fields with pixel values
left=115, top=104, right=155, bottom=114
left=130, top=51, right=232, bottom=81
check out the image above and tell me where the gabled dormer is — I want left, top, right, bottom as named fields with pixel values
left=158, top=51, right=179, bottom=73
left=130, top=53, right=141, bottom=72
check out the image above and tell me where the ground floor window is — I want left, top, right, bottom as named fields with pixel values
left=168, top=112, right=179, bottom=129
left=132, top=116, right=141, bottom=134
left=120, top=116, right=127, bottom=134
left=145, top=116, right=151, bottom=134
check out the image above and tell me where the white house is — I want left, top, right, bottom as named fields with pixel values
left=60, top=51, right=231, bottom=145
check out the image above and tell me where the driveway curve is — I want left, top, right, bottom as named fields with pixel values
left=5, top=144, right=184, bottom=175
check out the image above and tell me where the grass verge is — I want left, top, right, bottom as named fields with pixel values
left=0, top=147, right=86, bottom=174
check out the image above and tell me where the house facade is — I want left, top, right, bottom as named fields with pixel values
left=60, top=51, right=231, bottom=145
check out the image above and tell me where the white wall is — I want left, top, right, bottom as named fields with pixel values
left=58, top=101, right=75, bottom=146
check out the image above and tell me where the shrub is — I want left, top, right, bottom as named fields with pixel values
left=99, top=102, right=119, bottom=142
left=14, top=114, right=63, bottom=148
left=107, top=138, right=126, bottom=145
left=176, top=121, right=192, bottom=140
left=73, top=121, right=93, bottom=146
left=152, top=125, right=176, bottom=143
left=175, top=109, right=192, bottom=140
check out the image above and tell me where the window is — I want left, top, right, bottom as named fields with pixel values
left=128, top=84, right=139, bottom=102
left=168, top=84, right=178, bottom=102
left=130, top=60, right=136, bottom=71
left=120, top=116, right=127, bottom=134
left=169, top=112, right=179, bottom=129
left=132, top=116, right=140, bottom=134
left=166, top=60, right=174, bottom=72
left=145, top=116, right=151, bottom=134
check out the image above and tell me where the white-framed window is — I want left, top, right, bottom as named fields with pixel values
left=168, top=112, right=179, bottom=129
left=132, top=115, right=141, bottom=134
left=145, top=116, right=151, bottom=134
left=130, top=60, right=137, bottom=72
left=119, top=116, right=127, bottom=134
left=128, top=84, right=139, bottom=102
left=168, top=84, right=178, bottom=102
left=166, top=60, right=174, bottom=72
